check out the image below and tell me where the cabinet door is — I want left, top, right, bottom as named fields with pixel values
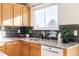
left=30, top=48, right=41, bottom=56
left=21, top=45, right=29, bottom=56
left=78, top=46, right=79, bottom=56
left=14, top=5, right=22, bottom=26
left=14, top=41, right=22, bottom=56
left=0, top=4, right=2, bottom=26
left=5, top=41, right=21, bottom=56
left=21, top=41, right=29, bottom=56
left=0, top=43, right=5, bottom=53
left=30, top=43, right=41, bottom=56
left=22, top=7, right=30, bottom=26
left=63, top=45, right=79, bottom=56
left=5, top=45, right=16, bottom=56
left=68, top=46, right=79, bottom=56
left=3, top=4, right=13, bottom=26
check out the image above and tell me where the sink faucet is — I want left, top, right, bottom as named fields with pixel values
left=39, top=31, right=46, bottom=39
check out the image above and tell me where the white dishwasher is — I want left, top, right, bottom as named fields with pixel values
left=41, top=45, right=63, bottom=56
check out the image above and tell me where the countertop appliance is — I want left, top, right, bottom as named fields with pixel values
left=39, top=31, right=58, bottom=40
left=41, top=45, right=63, bottom=56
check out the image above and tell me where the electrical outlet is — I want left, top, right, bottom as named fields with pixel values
left=74, top=30, right=78, bottom=36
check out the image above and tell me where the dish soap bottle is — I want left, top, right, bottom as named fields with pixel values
left=58, top=33, right=62, bottom=43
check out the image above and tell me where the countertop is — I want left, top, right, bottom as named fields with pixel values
left=0, top=37, right=78, bottom=49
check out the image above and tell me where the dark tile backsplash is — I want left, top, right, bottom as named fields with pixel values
left=59, top=24, right=79, bottom=30
left=0, top=26, right=33, bottom=37
left=59, top=24, right=79, bottom=42
left=30, top=30, right=59, bottom=40
left=0, top=25, right=79, bottom=42
left=31, top=30, right=50, bottom=38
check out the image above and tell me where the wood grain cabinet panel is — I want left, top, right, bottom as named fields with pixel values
left=0, top=43, right=5, bottom=53
left=0, top=40, right=41, bottom=56
left=63, top=45, right=79, bottom=56
left=30, top=43, right=41, bottom=56
left=69, top=46, right=79, bottom=56
left=30, top=42, right=41, bottom=49
left=21, top=41, right=30, bottom=56
left=0, top=4, right=2, bottom=26
left=3, top=4, right=13, bottom=26
left=22, top=7, right=30, bottom=26
left=14, top=5, right=22, bottom=26
left=5, top=41, right=21, bottom=56
left=78, top=46, right=79, bottom=56
left=30, top=48, right=41, bottom=56
left=0, top=4, right=30, bottom=26
left=5, top=45, right=17, bottom=56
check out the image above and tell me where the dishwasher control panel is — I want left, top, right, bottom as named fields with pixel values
left=41, top=45, right=63, bottom=56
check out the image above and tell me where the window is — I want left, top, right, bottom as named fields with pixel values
left=33, top=4, right=59, bottom=30
left=35, top=8, right=45, bottom=27
left=46, top=5, right=59, bottom=30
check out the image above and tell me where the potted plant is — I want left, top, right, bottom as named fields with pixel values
left=61, top=29, right=74, bottom=43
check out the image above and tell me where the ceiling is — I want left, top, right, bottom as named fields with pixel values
left=18, top=3, right=42, bottom=7
left=26, top=3, right=42, bottom=7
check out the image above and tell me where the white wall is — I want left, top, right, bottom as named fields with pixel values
left=58, top=3, right=79, bottom=25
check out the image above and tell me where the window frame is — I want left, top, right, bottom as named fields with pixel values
left=31, top=3, right=59, bottom=30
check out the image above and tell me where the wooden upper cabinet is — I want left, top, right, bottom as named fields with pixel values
left=3, top=4, right=13, bottom=26
left=0, top=4, right=2, bottom=26
left=14, top=5, right=22, bottom=26
left=0, top=4, right=30, bottom=26
left=22, top=7, right=30, bottom=26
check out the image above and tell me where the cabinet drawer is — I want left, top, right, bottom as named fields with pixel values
left=5, top=42, right=14, bottom=46
left=21, top=41, right=29, bottom=46
left=30, top=42, right=41, bottom=49
left=5, top=41, right=21, bottom=46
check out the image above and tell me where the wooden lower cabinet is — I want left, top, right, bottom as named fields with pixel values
left=0, top=43, right=5, bottom=53
left=5, top=41, right=21, bottom=56
left=21, top=41, right=30, bottom=56
left=63, top=45, right=79, bottom=56
left=78, top=46, right=79, bottom=56
left=21, top=41, right=41, bottom=56
left=30, top=43, right=41, bottom=56
left=5, top=45, right=17, bottom=56
left=30, top=48, right=41, bottom=56
left=0, top=41, right=30, bottom=56
left=0, top=40, right=79, bottom=56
